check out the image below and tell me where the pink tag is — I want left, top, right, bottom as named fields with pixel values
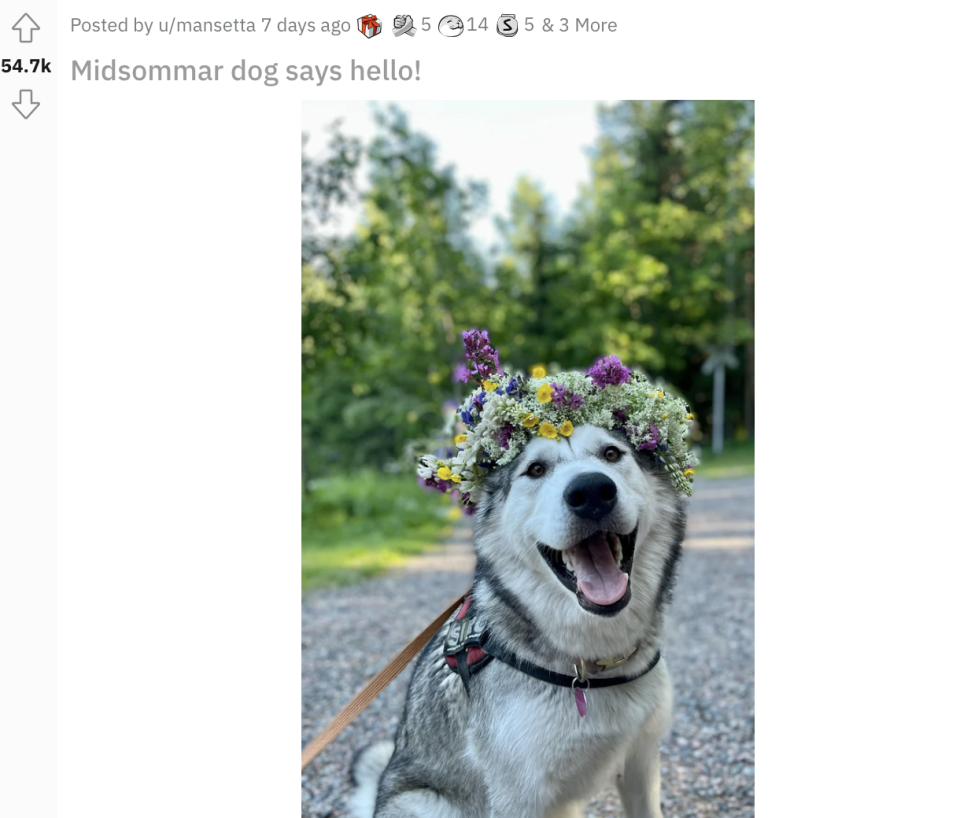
left=574, top=687, right=587, bottom=717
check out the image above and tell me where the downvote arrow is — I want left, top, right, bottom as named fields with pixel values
left=12, top=13, right=40, bottom=43
left=13, top=89, right=39, bottom=119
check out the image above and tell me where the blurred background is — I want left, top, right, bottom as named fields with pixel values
left=301, top=100, right=755, bottom=589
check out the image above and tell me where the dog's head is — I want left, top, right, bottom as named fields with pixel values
left=473, top=424, right=686, bottom=653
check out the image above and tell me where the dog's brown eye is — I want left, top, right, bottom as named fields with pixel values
left=527, top=462, right=546, bottom=477
left=604, top=447, right=621, bottom=462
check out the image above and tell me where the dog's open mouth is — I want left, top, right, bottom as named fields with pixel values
left=537, top=526, right=638, bottom=616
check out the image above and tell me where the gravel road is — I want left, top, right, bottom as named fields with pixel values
left=302, top=476, right=754, bottom=817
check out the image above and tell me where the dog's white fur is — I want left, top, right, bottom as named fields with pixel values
left=351, top=425, right=684, bottom=818
left=476, top=425, right=680, bottom=663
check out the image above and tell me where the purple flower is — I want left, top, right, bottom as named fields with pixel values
left=586, top=355, right=632, bottom=389
left=637, top=423, right=661, bottom=451
left=613, top=407, right=630, bottom=425
left=453, top=363, right=470, bottom=383
left=420, top=475, right=452, bottom=493
left=497, top=423, right=515, bottom=450
left=461, top=329, right=503, bottom=383
left=550, top=382, right=585, bottom=409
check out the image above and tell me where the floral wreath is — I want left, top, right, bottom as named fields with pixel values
left=418, top=330, right=698, bottom=509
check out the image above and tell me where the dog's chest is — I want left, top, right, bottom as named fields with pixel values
left=467, top=670, right=663, bottom=801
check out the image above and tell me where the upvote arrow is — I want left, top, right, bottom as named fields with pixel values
left=13, top=89, right=39, bottom=119
left=12, top=13, right=40, bottom=43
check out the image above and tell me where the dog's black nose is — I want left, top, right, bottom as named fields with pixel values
left=563, top=472, right=618, bottom=521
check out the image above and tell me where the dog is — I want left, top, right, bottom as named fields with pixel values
left=350, top=424, right=687, bottom=818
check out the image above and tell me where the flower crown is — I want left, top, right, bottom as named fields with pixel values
left=418, top=330, right=698, bottom=509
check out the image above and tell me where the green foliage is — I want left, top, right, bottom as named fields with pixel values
left=694, top=439, right=755, bottom=479
left=302, top=471, right=456, bottom=588
left=496, top=101, right=755, bottom=430
left=302, top=101, right=755, bottom=478
left=303, top=470, right=450, bottom=531
left=302, top=107, right=502, bottom=479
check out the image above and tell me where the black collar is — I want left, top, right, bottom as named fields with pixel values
left=482, top=637, right=661, bottom=689
left=442, top=595, right=661, bottom=692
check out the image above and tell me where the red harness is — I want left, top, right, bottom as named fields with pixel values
left=442, top=596, right=492, bottom=690
left=441, top=595, right=661, bottom=704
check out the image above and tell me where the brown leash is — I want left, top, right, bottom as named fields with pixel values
left=300, top=591, right=467, bottom=772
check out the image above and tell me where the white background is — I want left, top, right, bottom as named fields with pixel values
left=2, top=1, right=959, bottom=816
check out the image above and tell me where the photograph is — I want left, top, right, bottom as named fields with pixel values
left=300, top=100, right=755, bottom=817
left=23, top=1, right=959, bottom=815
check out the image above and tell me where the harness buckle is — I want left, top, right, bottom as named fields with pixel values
left=443, top=612, right=485, bottom=657
left=443, top=604, right=488, bottom=696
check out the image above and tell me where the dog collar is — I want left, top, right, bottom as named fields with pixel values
left=481, top=638, right=661, bottom=690
left=442, top=596, right=660, bottom=716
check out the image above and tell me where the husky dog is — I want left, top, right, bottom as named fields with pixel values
left=350, top=424, right=687, bottom=818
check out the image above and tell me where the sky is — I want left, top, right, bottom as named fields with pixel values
left=301, top=100, right=609, bottom=254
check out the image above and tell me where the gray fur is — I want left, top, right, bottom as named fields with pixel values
left=351, top=425, right=687, bottom=818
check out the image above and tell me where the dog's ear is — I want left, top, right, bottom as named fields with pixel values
left=472, top=465, right=509, bottom=530
left=483, top=462, right=516, bottom=502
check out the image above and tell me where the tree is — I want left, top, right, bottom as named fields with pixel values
left=562, top=100, right=754, bottom=438
left=301, top=108, right=496, bottom=473
left=301, top=101, right=755, bottom=476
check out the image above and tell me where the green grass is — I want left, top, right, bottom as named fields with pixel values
left=694, top=439, right=755, bottom=479
left=302, top=471, right=458, bottom=590
left=302, top=442, right=753, bottom=590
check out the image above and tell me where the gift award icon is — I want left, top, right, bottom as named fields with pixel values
left=357, top=14, right=382, bottom=38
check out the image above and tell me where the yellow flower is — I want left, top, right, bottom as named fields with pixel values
left=559, top=420, right=574, bottom=437
left=536, top=383, right=553, bottom=403
left=661, top=413, right=669, bottom=420
left=450, top=474, right=462, bottom=484
left=437, top=467, right=453, bottom=481
left=683, top=468, right=696, bottom=477
left=454, top=434, right=467, bottom=444
left=685, top=413, right=694, bottom=420
left=482, top=380, right=497, bottom=392
left=538, top=422, right=558, bottom=440
left=651, top=390, right=664, bottom=399
left=522, top=413, right=539, bottom=428
left=530, top=364, right=547, bottom=378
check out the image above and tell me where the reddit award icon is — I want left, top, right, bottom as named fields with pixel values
left=497, top=14, right=518, bottom=37
left=438, top=15, right=464, bottom=37
left=358, top=15, right=382, bottom=38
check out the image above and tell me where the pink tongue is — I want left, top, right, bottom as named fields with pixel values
left=568, top=532, right=628, bottom=606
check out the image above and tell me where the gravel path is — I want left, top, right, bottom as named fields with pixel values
left=302, top=476, right=754, bottom=817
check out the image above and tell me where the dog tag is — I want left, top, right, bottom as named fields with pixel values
left=572, top=660, right=589, bottom=717
left=574, top=687, right=587, bottom=718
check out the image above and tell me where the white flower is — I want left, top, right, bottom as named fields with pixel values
left=435, top=364, right=696, bottom=504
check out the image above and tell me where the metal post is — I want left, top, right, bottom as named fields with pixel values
left=712, top=363, right=725, bottom=455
